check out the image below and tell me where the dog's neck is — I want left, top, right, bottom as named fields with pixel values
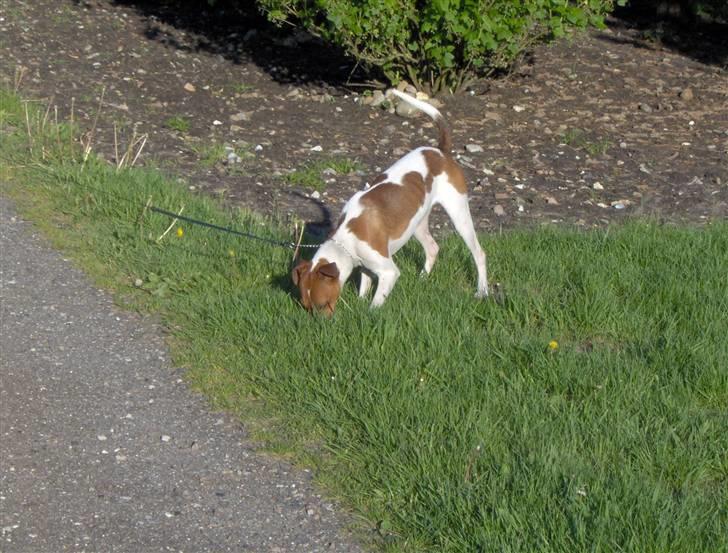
left=313, top=238, right=356, bottom=284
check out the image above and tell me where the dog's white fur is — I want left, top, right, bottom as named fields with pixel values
left=295, top=90, right=488, bottom=312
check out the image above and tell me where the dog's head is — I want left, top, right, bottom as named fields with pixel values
left=292, top=259, right=341, bottom=316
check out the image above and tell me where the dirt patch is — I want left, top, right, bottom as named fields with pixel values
left=1, top=0, right=726, bottom=239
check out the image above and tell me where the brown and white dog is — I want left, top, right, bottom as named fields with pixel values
left=292, top=90, right=488, bottom=315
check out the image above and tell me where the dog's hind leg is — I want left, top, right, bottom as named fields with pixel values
left=414, top=217, right=439, bottom=275
left=438, top=190, right=488, bottom=297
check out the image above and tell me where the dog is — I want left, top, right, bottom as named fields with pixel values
left=292, top=89, right=488, bottom=315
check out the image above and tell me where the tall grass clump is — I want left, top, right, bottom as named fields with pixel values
left=1, top=89, right=726, bottom=551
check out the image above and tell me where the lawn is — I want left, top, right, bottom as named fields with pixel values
left=1, top=89, right=726, bottom=552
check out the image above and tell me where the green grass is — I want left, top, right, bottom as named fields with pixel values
left=188, top=140, right=254, bottom=168
left=230, top=83, right=255, bottom=94
left=2, top=89, right=727, bottom=552
left=561, top=128, right=611, bottom=157
left=165, top=115, right=191, bottom=133
left=283, top=157, right=364, bottom=192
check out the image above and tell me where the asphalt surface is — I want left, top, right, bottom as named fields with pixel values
left=0, top=195, right=363, bottom=552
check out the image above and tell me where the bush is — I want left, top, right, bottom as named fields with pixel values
left=257, top=0, right=614, bottom=93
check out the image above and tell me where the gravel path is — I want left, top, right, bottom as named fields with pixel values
left=0, top=194, right=362, bottom=552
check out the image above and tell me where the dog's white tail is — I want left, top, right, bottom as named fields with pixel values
left=390, top=89, right=452, bottom=154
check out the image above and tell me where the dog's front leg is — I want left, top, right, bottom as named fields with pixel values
left=370, top=261, right=400, bottom=308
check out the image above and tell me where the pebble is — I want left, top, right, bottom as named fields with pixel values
left=592, top=182, right=604, bottom=191
left=161, top=435, right=171, bottom=442
left=493, top=205, right=506, bottom=217
left=465, top=144, right=484, bottom=153
left=369, top=90, right=386, bottom=107
left=395, top=100, right=418, bottom=118
left=311, top=191, right=321, bottom=199
left=310, top=145, right=323, bottom=152
left=638, top=103, right=652, bottom=113
left=679, top=87, right=694, bottom=101
left=513, top=105, right=525, bottom=112
left=230, top=112, right=252, bottom=122
left=183, top=82, right=196, bottom=93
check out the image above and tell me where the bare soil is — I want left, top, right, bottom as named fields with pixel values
left=1, top=0, right=727, bottom=239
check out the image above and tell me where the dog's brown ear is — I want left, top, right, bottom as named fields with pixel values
left=317, top=262, right=339, bottom=280
left=291, top=260, right=311, bottom=286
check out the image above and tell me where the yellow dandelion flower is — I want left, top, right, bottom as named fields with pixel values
left=548, top=340, right=559, bottom=351
left=228, top=249, right=236, bottom=257
left=176, top=227, right=184, bottom=238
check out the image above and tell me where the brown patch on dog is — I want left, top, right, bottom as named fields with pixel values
left=422, top=149, right=445, bottom=186
left=422, top=148, right=468, bottom=195
left=292, top=258, right=341, bottom=316
left=444, top=156, right=468, bottom=194
left=347, top=171, right=428, bottom=257
left=371, top=172, right=388, bottom=186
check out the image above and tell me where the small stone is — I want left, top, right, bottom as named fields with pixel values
left=493, top=204, right=506, bottom=217
left=395, top=100, right=418, bottom=118
left=161, top=435, right=171, bottom=442
left=310, top=145, right=323, bottom=152
left=370, top=90, right=386, bottom=107
left=513, top=105, right=526, bottom=112
left=679, top=87, right=694, bottom=101
left=134, top=278, right=143, bottom=287
left=97, top=435, right=107, bottom=441
left=592, top=181, right=604, bottom=191
left=230, top=111, right=252, bottom=122
left=638, top=103, right=652, bottom=113
left=415, top=91, right=429, bottom=101
left=545, top=196, right=559, bottom=205
left=619, top=142, right=627, bottom=149
left=254, top=144, right=263, bottom=152
left=311, top=191, right=321, bottom=199
left=183, top=82, right=196, bottom=93
left=212, top=120, right=222, bottom=126
left=465, top=144, right=484, bottom=153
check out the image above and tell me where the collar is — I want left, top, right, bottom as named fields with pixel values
left=330, top=236, right=357, bottom=263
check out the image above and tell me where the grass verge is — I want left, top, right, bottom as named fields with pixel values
left=1, top=89, right=726, bottom=552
